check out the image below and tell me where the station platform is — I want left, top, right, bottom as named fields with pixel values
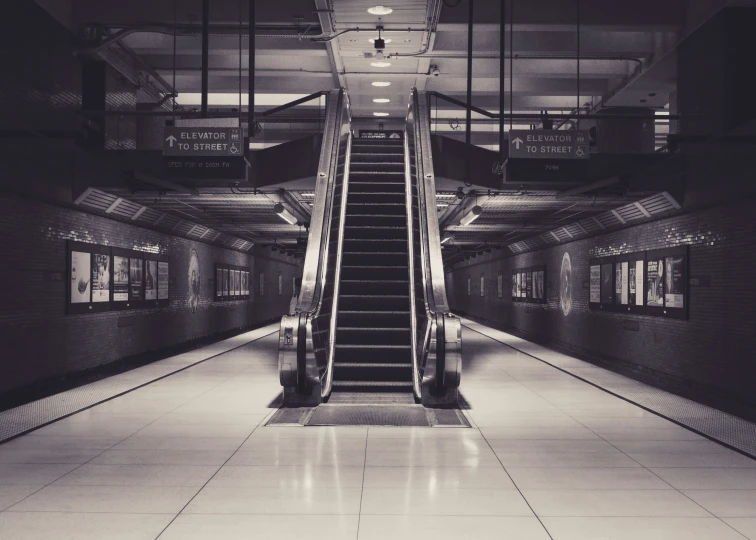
left=1, top=322, right=755, bottom=540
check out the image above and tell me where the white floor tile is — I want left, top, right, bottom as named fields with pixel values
left=494, top=452, right=640, bottom=468
left=159, top=514, right=359, bottom=540
left=683, top=490, right=756, bottom=517
left=0, top=485, right=43, bottom=511
left=0, top=447, right=104, bottom=464
left=651, top=468, right=756, bottom=489
left=506, top=467, right=672, bottom=490
left=480, top=426, right=600, bottom=440
left=360, top=487, right=533, bottom=516
left=89, top=448, right=235, bottom=466
left=357, top=515, right=551, bottom=540
left=8, top=485, right=199, bottom=513
left=629, top=452, right=756, bottom=468
left=183, top=486, right=362, bottom=514
left=362, top=466, right=515, bottom=489
left=723, top=518, right=756, bottom=539
left=0, top=463, right=79, bottom=485
left=0, top=512, right=174, bottom=540
left=541, top=517, right=746, bottom=540
left=52, top=464, right=219, bottom=487
left=209, top=465, right=365, bottom=488
left=523, top=489, right=711, bottom=517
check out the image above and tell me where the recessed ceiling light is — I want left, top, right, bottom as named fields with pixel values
left=372, top=81, right=391, bottom=87
left=368, top=37, right=392, bottom=44
left=367, top=6, right=393, bottom=15
left=373, top=98, right=390, bottom=103
left=370, top=61, right=391, bottom=68
left=373, top=112, right=390, bottom=117
left=404, top=39, right=412, bottom=43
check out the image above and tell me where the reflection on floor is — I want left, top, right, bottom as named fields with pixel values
left=0, top=327, right=755, bottom=539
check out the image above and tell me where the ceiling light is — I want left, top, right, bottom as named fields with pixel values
left=370, top=61, right=391, bottom=68
left=373, top=98, right=390, bottom=103
left=372, top=81, right=391, bottom=87
left=367, top=6, right=393, bottom=15
left=274, top=203, right=298, bottom=225
left=374, top=51, right=385, bottom=60
left=369, top=37, right=392, bottom=44
left=373, top=112, right=389, bottom=117
left=458, top=205, right=483, bottom=227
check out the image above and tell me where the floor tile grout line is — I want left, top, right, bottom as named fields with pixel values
left=476, top=426, right=556, bottom=540
left=3, top=334, right=277, bottom=518
left=355, top=427, right=370, bottom=539
left=522, top=378, right=731, bottom=524
left=461, top=321, right=756, bottom=461
left=0, top=327, right=279, bottom=446
left=153, top=413, right=269, bottom=539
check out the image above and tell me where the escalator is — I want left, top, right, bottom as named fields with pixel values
left=330, top=137, right=415, bottom=404
left=278, top=88, right=461, bottom=410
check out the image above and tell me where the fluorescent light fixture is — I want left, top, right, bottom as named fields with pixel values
left=368, top=37, right=392, bottom=44
left=372, top=81, right=391, bottom=87
left=370, top=61, right=391, bottom=68
left=458, top=205, right=483, bottom=226
left=373, top=98, right=390, bottom=103
left=274, top=203, right=298, bottom=225
left=367, top=6, right=393, bottom=15
left=373, top=112, right=390, bottom=117
left=441, top=231, right=453, bottom=244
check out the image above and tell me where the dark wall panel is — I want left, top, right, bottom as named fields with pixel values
left=446, top=197, right=756, bottom=415
left=0, top=193, right=299, bottom=395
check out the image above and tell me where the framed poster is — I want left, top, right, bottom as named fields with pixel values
left=648, top=246, right=688, bottom=319
left=646, top=258, right=664, bottom=309
left=589, top=264, right=601, bottom=304
left=242, top=271, right=249, bottom=296
left=480, top=273, right=485, bottom=297
left=467, top=276, right=471, bottom=296
left=633, top=259, right=644, bottom=307
left=664, top=254, right=685, bottom=309
left=231, top=270, right=238, bottom=296
left=129, top=258, right=143, bottom=301
left=525, top=271, right=532, bottom=299
left=91, top=252, right=111, bottom=303
left=259, top=272, right=265, bottom=296
left=600, top=262, right=614, bottom=305
left=70, top=250, right=91, bottom=305
left=278, top=272, right=283, bottom=295
left=511, top=273, right=517, bottom=298
left=112, top=254, right=130, bottom=304
left=157, top=261, right=169, bottom=300
left=497, top=272, right=503, bottom=299
left=533, top=269, right=545, bottom=300
left=216, top=267, right=223, bottom=298
left=515, top=273, right=521, bottom=298
left=144, top=260, right=157, bottom=301
left=223, top=268, right=229, bottom=297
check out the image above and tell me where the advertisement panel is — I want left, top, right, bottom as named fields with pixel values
left=665, top=255, right=685, bottom=308
left=145, top=260, right=157, bottom=300
left=601, top=263, right=613, bottom=304
left=70, top=251, right=91, bottom=304
left=621, top=261, right=629, bottom=305
left=129, top=258, right=143, bottom=301
left=92, top=253, right=110, bottom=303
left=646, top=258, right=664, bottom=307
left=480, top=274, right=485, bottom=297
left=635, top=260, right=644, bottom=306
left=158, top=262, right=169, bottom=300
left=113, top=256, right=129, bottom=301
left=589, top=265, right=601, bottom=303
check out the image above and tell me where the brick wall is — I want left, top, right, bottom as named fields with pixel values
left=445, top=197, right=756, bottom=413
left=0, top=193, right=300, bottom=394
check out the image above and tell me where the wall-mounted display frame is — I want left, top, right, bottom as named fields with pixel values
left=480, top=273, right=485, bottom=297
left=511, top=265, right=546, bottom=304
left=278, top=272, right=283, bottom=296
left=589, top=246, right=687, bottom=319
left=497, top=272, right=503, bottom=299
left=67, top=241, right=168, bottom=314
left=467, top=276, right=471, bottom=296
left=259, top=272, right=265, bottom=297
left=214, top=263, right=250, bottom=301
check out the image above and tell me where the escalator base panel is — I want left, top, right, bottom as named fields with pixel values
left=266, top=405, right=470, bottom=428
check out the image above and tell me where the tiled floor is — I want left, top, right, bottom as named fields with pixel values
left=1, top=326, right=755, bottom=539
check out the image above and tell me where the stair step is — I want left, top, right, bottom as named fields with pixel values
left=327, top=391, right=416, bottom=404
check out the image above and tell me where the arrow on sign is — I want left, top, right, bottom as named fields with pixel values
left=166, top=135, right=177, bottom=147
left=512, top=137, right=524, bottom=150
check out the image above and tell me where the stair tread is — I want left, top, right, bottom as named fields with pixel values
left=334, top=362, right=412, bottom=368
left=332, top=380, right=412, bottom=386
left=341, top=294, right=408, bottom=298
left=337, top=327, right=410, bottom=331
left=336, top=344, right=411, bottom=349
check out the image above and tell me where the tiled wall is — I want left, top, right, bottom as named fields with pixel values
left=445, top=197, right=756, bottom=412
left=0, top=193, right=300, bottom=395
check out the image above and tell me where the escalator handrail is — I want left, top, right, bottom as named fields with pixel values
left=411, top=89, right=451, bottom=315
left=403, top=130, right=422, bottom=400
left=321, top=131, right=353, bottom=398
left=296, top=89, right=348, bottom=316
